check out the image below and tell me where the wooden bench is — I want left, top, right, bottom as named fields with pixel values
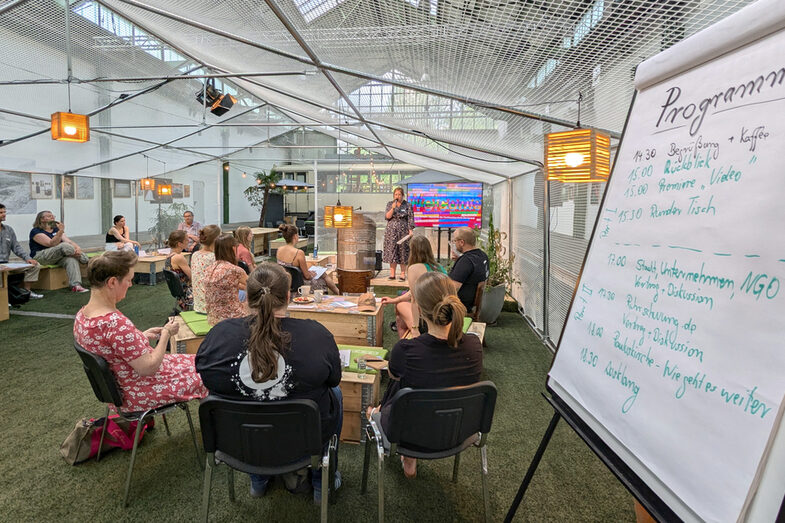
left=338, top=345, right=386, bottom=443
left=31, top=265, right=69, bottom=290
left=168, top=312, right=212, bottom=354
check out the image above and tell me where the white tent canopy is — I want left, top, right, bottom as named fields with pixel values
left=0, top=0, right=755, bottom=182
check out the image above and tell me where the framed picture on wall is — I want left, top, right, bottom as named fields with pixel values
left=31, top=174, right=54, bottom=199
left=172, top=183, right=184, bottom=198
left=76, top=176, right=94, bottom=199
left=55, top=175, right=75, bottom=199
left=184, top=185, right=190, bottom=198
left=114, top=180, right=132, bottom=198
left=0, top=173, right=36, bottom=213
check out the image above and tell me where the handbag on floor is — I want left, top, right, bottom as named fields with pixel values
left=59, top=415, right=154, bottom=465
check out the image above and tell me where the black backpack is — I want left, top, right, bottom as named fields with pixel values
left=9, top=284, right=30, bottom=306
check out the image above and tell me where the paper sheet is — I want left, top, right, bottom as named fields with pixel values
left=310, top=265, right=328, bottom=279
left=396, top=232, right=413, bottom=245
left=0, top=263, right=33, bottom=270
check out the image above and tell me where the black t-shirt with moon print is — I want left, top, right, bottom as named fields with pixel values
left=196, top=316, right=343, bottom=443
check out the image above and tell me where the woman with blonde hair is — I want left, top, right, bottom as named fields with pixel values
left=369, top=271, right=483, bottom=479
left=233, top=226, right=255, bottom=271
left=204, top=234, right=249, bottom=326
left=381, top=235, right=446, bottom=337
left=196, top=262, right=343, bottom=501
left=191, top=225, right=221, bottom=314
left=74, top=250, right=207, bottom=412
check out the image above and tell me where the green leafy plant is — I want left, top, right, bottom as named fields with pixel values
left=148, top=202, right=191, bottom=248
left=243, top=167, right=283, bottom=226
left=482, top=214, right=519, bottom=291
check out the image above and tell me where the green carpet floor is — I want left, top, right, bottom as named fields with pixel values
left=0, top=283, right=635, bottom=522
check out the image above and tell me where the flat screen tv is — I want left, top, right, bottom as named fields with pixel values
left=408, top=183, right=483, bottom=228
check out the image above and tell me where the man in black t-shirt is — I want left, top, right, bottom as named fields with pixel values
left=448, top=227, right=489, bottom=312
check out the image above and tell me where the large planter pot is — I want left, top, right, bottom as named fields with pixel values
left=479, top=284, right=506, bottom=324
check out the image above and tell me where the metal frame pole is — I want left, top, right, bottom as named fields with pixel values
left=542, top=169, right=550, bottom=340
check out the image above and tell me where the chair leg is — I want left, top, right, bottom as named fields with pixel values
left=320, top=454, right=329, bottom=523
left=452, top=453, right=461, bottom=482
left=201, top=454, right=214, bottom=523
left=161, top=413, right=171, bottom=436
left=480, top=444, right=490, bottom=523
left=377, top=448, right=385, bottom=523
left=96, top=405, right=110, bottom=462
left=181, top=403, right=203, bottom=470
left=227, top=468, right=235, bottom=502
left=361, top=428, right=372, bottom=493
left=123, top=414, right=148, bottom=507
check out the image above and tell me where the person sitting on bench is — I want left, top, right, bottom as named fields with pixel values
left=29, top=210, right=89, bottom=293
left=0, top=203, right=42, bottom=299
left=105, top=215, right=141, bottom=251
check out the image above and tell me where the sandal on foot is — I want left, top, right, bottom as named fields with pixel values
left=398, top=276, right=406, bottom=281
left=388, top=276, right=397, bottom=280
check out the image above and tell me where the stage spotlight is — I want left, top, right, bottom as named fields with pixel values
left=195, top=82, right=220, bottom=107
left=210, top=94, right=236, bottom=116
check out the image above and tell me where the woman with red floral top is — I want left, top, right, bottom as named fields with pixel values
left=73, top=250, right=207, bottom=412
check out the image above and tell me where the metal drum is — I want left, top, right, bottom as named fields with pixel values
left=337, top=212, right=376, bottom=293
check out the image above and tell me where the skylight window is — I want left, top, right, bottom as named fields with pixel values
left=293, top=0, right=348, bottom=23
left=563, top=0, right=605, bottom=49
left=527, top=58, right=559, bottom=88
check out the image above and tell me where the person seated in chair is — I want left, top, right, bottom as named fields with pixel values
left=380, top=235, right=446, bottom=338
left=233, top=226, right=256, bottom=272
left=164, top=230, right=193, bottom=311
left=29, top=210, right=90, bottom=293
left=0, top=203, right=42, bottom=298
left=73, top=250, right=207, bottom=412
left=191, top=225, right=221, bottom=314
left=204, top=234, right=249, bottom=326
left=448, top=227, right=489, bottom=313
left=368, top=271, right=483, bottom=479
left=276, top=224, right=339, bottom=295
left=196, top=262, right=343, bottom=502
left=105, top=215, right=141, bottom=251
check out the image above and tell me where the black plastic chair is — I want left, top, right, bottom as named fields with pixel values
left=73, top=342, right=202, bottom=507
left=163, top=269, right=186, bottom=313
left=282, top=264, right=305, bottom=292
left=361, top=381, right=497, bottom=522
left=199, top=395, right=338, bottom=523
left=237, top=260, right=250, bottom=275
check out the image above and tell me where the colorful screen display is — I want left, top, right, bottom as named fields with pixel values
left=408, top=183, right=483, bottom=228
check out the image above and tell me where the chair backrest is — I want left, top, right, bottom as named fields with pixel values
left=163, top=269, right=185, bottom=299
left=199, top=395, right=323, bottom=468
left=282, top=265, right=305, bottom=292
left=470, top=280, right=487, bottom=321
left=386, top=381, right=497, bottom=452
left=73, top=341, right=124, bottom=407
left=238, top=261, right=250, bottom=275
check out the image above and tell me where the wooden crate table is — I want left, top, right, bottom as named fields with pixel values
left=287, top=295, right=384, bottom=346
left=305, top=254, right=333, bottom=268
left=168, top=312, right=212, bottom=354
left=338, top=345, right=386, bottom=444
left=132, top=255, right=169, bottom=286
left=269, top=237, right=310, bottom=257
left=249, top=227, right=280, bottom=256
left=0, top=268, right=9, bottom=321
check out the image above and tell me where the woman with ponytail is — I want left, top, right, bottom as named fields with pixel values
left=195, top=262, right=343, bottom=501
left=370, top=271, right=483, bottom=479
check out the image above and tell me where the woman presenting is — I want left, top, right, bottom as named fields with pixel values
left=382, top=186, right=414, bottom=281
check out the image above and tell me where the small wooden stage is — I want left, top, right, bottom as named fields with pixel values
left=369, top=269, right=410, bottom=289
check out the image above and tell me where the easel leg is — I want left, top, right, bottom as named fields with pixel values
left=504, top=411, right=561, bottom=522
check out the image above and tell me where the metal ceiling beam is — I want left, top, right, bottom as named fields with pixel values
left=0, top=0, right=34, bottom=16
left=63, top=102, right=268, bottom=175
left=227, top=71, right=542, bottom=168
left=112, top=0, right=619, bottom=137
left=90, top=122, right=357, bottom=129
left=260, top=0, right=395, bottom=160
left=0, top=70, right=314, bottom=86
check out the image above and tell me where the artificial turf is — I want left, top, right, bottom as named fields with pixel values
left=0, top=282, right=635, bottom=521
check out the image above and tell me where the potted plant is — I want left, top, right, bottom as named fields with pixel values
left=243, top=167, right=282, bottom=227
left=479, top=214, right=518, bottom=324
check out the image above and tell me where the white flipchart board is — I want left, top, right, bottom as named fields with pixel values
left=547, top=1, right=785, bottom=521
